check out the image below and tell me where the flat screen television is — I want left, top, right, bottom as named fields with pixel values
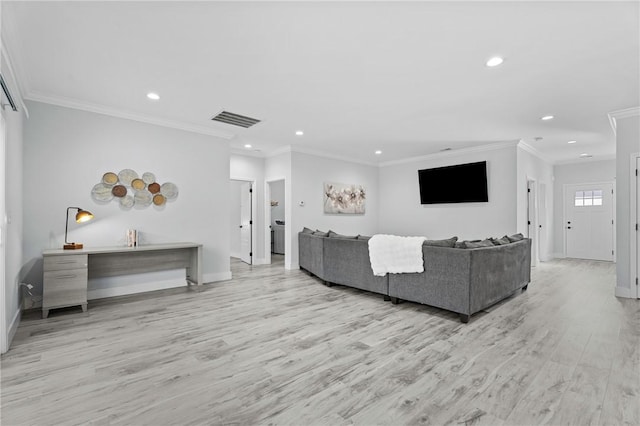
left=418, top=161, right=488, bottom=204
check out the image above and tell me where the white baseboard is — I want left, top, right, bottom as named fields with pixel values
left=287, top=262, right=299, bottom=271
left=615, top=286, right=637, bottom=299
left=552, top=252, right=566, bottom=259
left=203, top=271, right=232, bottom=283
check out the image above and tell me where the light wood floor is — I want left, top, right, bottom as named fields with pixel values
left=1, top=257, right=638, bottom=425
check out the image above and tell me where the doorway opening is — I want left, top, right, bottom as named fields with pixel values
left=527, top=179, right=539, bottom=267
left=266, top=179, right=285, bottom=267
left=229, top=180, right=253, bottom=265
left=563, top=181, right=615, bottom=261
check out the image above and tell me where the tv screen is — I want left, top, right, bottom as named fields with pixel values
left=418, top=161, right=488, bottom=204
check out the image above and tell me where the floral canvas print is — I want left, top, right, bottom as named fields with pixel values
left=324, top=182, right=366, bottom=214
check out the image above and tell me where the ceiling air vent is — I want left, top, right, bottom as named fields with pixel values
left=211, top=111, right=261, bottom=128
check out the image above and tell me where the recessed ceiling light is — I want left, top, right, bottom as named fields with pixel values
left=244, top=144, right=252, bottom=149
left=295, top=130, right=304, bottom=136
left=375, top=150, right=382, bottom=155
left=540, top=115, right=554, bottom=121
left=486, top=57, right=504, bottom=67
left=146, top=92, right=160, bottom=101
left=568, top=140, right=577, bottom=144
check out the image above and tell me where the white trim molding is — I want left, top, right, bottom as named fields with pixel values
left=615, top=286, right=635, bottom=299
left=608, top=106, right=640, bottom=135
left=518, top=140, right=554, bottom=164
left=379, top=140, right=520, bottom=167
left=25, top=91, right=236, bottom=140
left=0, top=43, right=30, bottom=117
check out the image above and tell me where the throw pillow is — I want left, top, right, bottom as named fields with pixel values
left=302, top=227, right=315, bottom=234
left=507, top=233, right=525, bottom=242
left=490, top=236, right=511, bottom=245
left=328, top=230, right=358, bottom=239
left=463, top=239, right=494, bottom=249
left=424, top=236, right=458, bottom=248
left=313, top=230, right=329, bottom=237
left=454, top=241, right=466, bottom=249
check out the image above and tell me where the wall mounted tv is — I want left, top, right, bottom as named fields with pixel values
left=418, top=161, right=488, bottom=204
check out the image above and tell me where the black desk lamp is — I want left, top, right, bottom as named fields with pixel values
left=64, top=207, right=94, bottom=250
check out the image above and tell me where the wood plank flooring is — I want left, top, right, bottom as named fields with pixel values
left=1, top=257, right=638, bottom=425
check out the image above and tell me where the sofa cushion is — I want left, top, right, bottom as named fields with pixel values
left=302, top=227, right=315, bottom=234
left=490, top=236, right=511, bottom=245
left=328, top=230, right=358, bottom=239
left=463, top=239, right=494, bottom=248
left=357, top=235, right=371, bottom=241
left=313, top=230, right=329, bottom=237
left=507, top=233, right=525, bottom=242
left=424, top=236, right=458, bottom=248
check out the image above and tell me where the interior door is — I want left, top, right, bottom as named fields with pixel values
left=239, top=181, right=252, bottom=265
left=565, top=183, right=614, bottom=261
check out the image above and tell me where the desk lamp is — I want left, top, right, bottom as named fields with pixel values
left=64, top=207, right=94, bottom=250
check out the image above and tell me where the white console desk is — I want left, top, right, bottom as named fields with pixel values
left=42, top=242, right=202, bottom=318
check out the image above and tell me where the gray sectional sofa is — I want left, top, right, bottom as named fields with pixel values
left=298, top=229, right=531, bottom=323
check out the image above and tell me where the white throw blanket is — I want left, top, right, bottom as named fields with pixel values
left=368, top=234, right=427, bottom=277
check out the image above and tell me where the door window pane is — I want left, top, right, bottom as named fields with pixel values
left=575, top=189, right=603, bottom=207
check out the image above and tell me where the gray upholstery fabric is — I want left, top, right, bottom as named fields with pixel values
left=323, top=238, right=388, bottom=295
left=490, top=236, right=511, bottom=245
left=424, top=236, right=458, bottom=247
left=389, top=239, right=531, bottom=316
left=328, top=230, right=358, bottom=239
left=299, top=229, right=531, bottom=321
left=302, top=227, right=315, bottom=234
left=298, top=232, right=326, bottom=279
left=463, top=239, right=494, bottom=248
left=507, top=233, right=525, bottom=242
left=357, top=235, right=371, bottom=241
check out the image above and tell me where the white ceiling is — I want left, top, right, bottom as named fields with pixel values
left=3, top=1, right=639, bottom=164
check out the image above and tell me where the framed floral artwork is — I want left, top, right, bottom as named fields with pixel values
left=324, top=182, right=366, bottom=214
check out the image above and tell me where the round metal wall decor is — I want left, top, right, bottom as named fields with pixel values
left=91, top=169, right=179, bottom=209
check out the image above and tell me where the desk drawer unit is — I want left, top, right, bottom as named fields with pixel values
left=42, top=254, right=88, bottom=318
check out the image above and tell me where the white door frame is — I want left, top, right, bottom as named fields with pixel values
left=230, top=177, right=257, bottom=265
left=527, top=178, right=539, bottom=266
left=265, top=177, right=286, bottom=266
left=1, top=113, right=7, bottom=354
left=631, top=154, right=640, bottom=298
left=562, top=180, right=616, bottom=260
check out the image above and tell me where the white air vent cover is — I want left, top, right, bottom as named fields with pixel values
left=211, top=111, right=261, bottom=128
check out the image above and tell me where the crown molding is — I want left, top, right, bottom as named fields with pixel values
left=378, top=140, right=519, bottom=167
left=517, top=140, right=554, bottom=164
left=230, top=148, right=265, bottom=158
left=25, top=91, right=236, bottom=140
left=607, top=106, right=640, bottom=135
left=264, top=145, right=293, bottom=158
left=553, top=153, right=616, bottom=166
left=1, top=38, right=30, bottom=117
left=289, top=145, right=379, bottom=167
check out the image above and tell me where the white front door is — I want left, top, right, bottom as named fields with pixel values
left=239, top=181, right=252, bottom=265
left=565, top=182, right=614, bottom=261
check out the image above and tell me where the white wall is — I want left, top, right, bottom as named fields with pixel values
left=552, top=159, right=616, bottom=258
left=614, top=113, right=640, bottom=297
left=290, top=151, right=379, bottom=268
left=270, top=180, right=285, bottom=226
left=22, top=101, right=231, bottom=300
left=1, top=50, right=25, bottom=351
left=516, top=144, right=554, bottom=261
left=229, top=180, right=242, bottom=258
left=378, top=143, right=518, bottom=240
left=230, top=154, right=266, bottom=264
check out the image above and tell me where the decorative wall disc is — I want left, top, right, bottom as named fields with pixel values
left=142, top=172, right=156, bottom=184
left=118, top=169, right=138, bottom=186
left=134, top=189, right=152, bottom=207
left=160, top=182, right=178, bottom=200
left=112, top=185, right=127, bottom=197
left=91, top=183, right=114, bottom=202
left=102, top=172, right=118, bottom=186
left=153, top=194, right=166, bottom=206
left=148, top=182, right=161, bottom=194
left=92, top=170, right=178, bottom=210
left=131, top=178, right=146, bottom=190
